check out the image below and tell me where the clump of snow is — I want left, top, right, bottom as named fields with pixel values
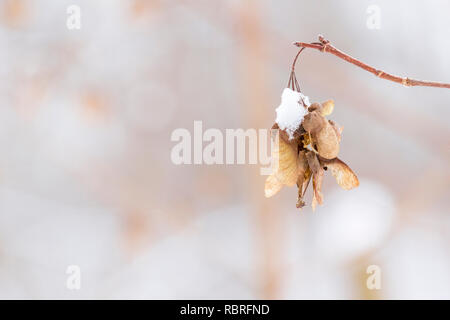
left=275, top=88, right=309, bottom=139
left=300, top=93, right=310, bottom=107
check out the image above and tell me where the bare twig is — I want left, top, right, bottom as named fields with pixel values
left=293, top=35, right=450, bottom=89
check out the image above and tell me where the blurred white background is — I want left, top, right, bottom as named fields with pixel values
left=0, top=0, right=449, bottom=299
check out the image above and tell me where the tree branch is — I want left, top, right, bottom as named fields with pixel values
left=293, top=35, right=450, bottom=89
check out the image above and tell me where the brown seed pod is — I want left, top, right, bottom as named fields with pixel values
left=319, top=157, right=359, bottom=190
left=306, top=151, right=324, bottom=211
left=320, top=99, right=334, bottom=116
left=305, top=150, right=320, bottom=172
left=266, top=94, right=358, bottom=210
left=307, top=100, right=334, bottom=116
left=296, top=150, right=308, bottom=179
left=296, top=168, right=311, bottom=208
left=302, top=111, right=326, bottom=133
left=295, top=150, right=309, bottom=208
left=328, top=120, right=342, bottom=142
left=302, top=109, right=340, bottom=159
left=313, top=120, right=340, bottom=159
left=264, top=174, right=283, bottom=198
left=273, top=133, right=299, bottom=186
left=264, top=128, right=300, bottom=198
left=307, top=102, right=322, bottom=113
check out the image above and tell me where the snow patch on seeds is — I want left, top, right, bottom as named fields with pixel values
left=275, top=88, right=309, bottom=140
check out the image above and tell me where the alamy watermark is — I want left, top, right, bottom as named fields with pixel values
left=366, top=5, right=381, bottom=30
left=170, top=121, right=279, bottom=175
left=66, top=265, right=81, bottom=290
left=366, top=265, right=381, bottom=290
left=67, top=5, right=81, bottom=30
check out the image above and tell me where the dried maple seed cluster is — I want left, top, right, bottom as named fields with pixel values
left=264, top=95, right=359, bottom=211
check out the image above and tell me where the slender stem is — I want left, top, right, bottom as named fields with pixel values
left=293, top=35, right=450, bottom=89
left=291, top=47, right=305, bottom=71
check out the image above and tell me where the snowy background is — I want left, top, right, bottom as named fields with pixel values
left=0, top=0, right=449, bottom=299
